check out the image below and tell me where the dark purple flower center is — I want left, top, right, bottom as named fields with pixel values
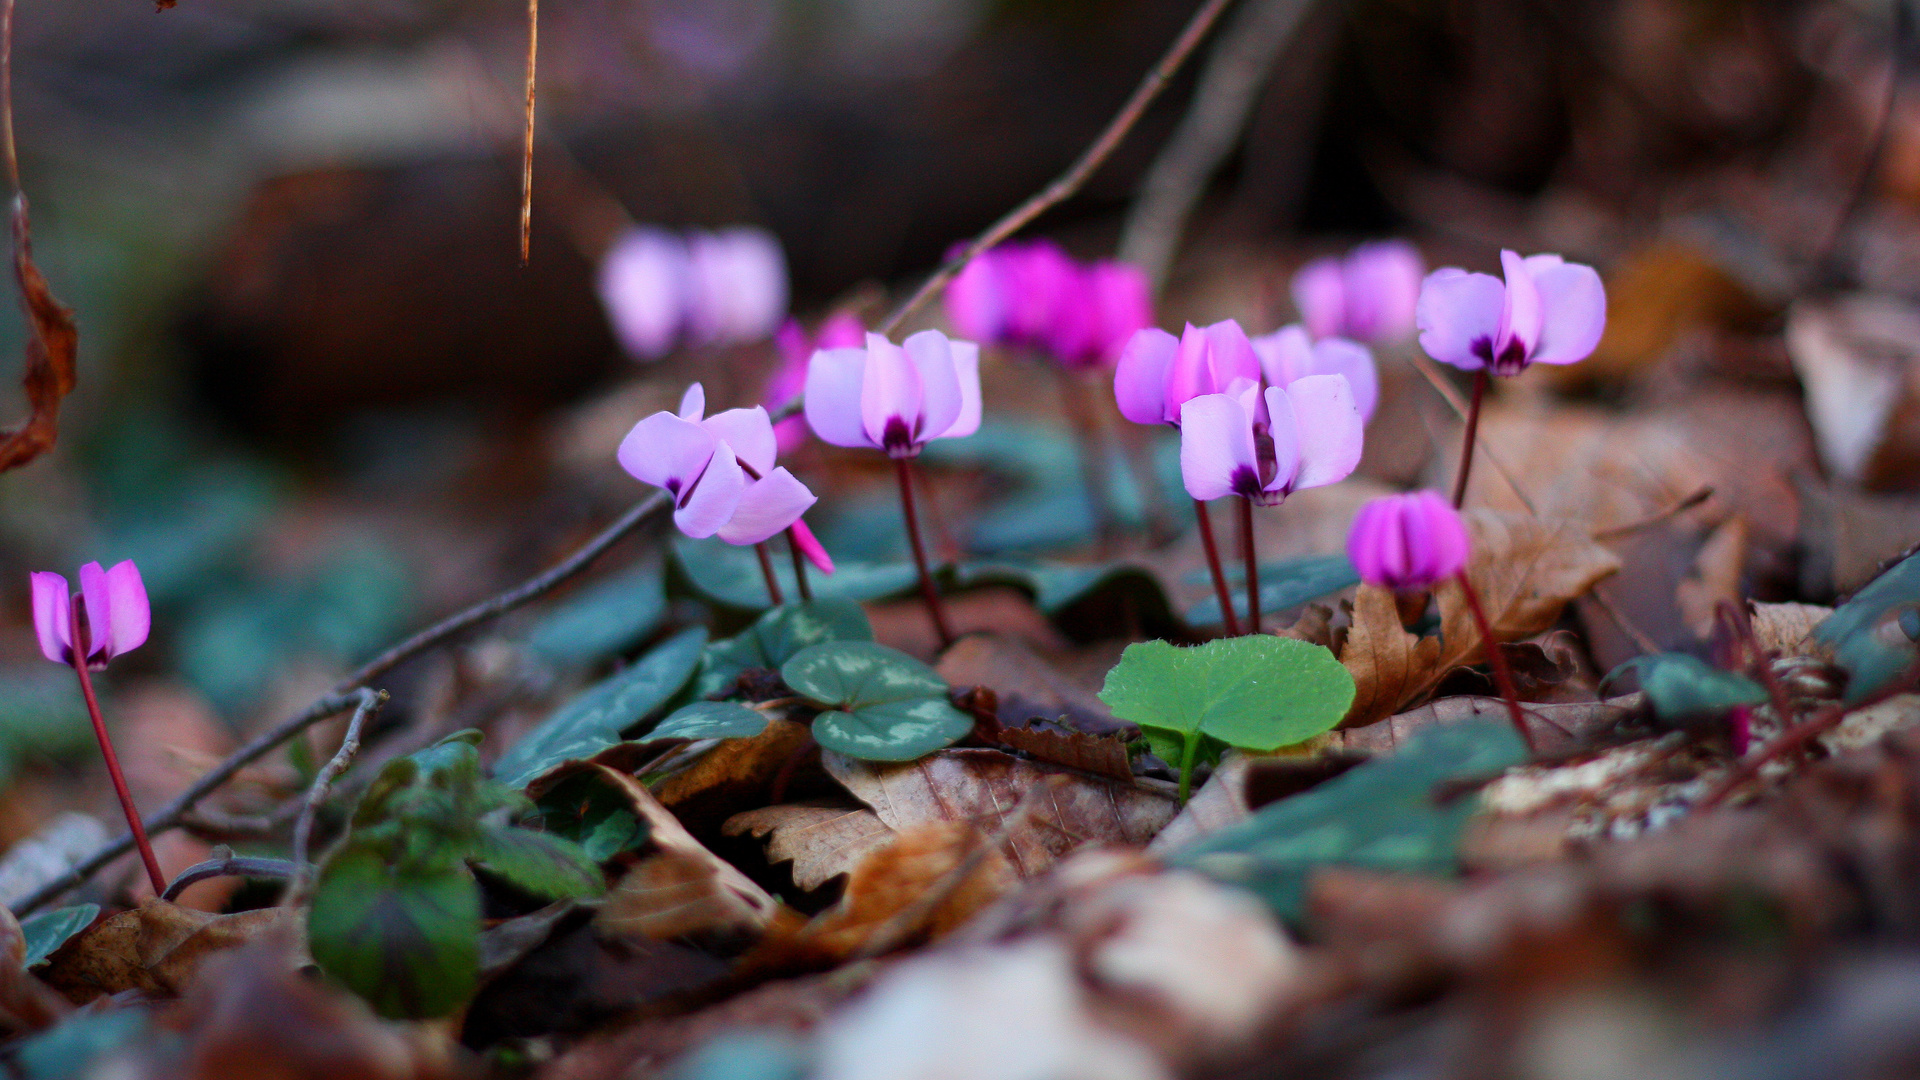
left=882, top=416, right=918, bottom=459
left=1470, top=335, right=1531, bottom=377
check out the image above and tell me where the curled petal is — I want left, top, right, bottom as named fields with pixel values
left=1416, top=268, right=1506, bottom=370
left=937, top=340, right=982, bottom=441
left=788, top=517, right=835, bottom=575
left=1087, top=261, right=1152, bottom=365
left=1178, top=393, right=1258, bottom=502
left=1497, top=250, right=1542, bottom=363
left=703, top=406, right=779, bottom=478
left=1166, top=324, right=1214, bottom=411
left=1525, top=257, right=1607, bottom=365
left=1346, top=490, right=1469, bottom=591
left=717, top=467, right=817, bottom=545
left=1202, top=320, right=1260, bottom=389
left=1347, top=499, right=1410, bottom=589
left=1282, top=374, right=1364, bottom=491
left=1260, top=385, right=1301, bottom=500
left=674, top=442, right=746, bottom=539
left=78, top=562, right=114, bottom=662
left=678, top=383, right=706, bottom=421
left=860, top=334, right=924, bottom=453
left=29, top=572, right=70, bottom=665
left=1290, top=257, right=1345, bottom=340
left=816, top=312, right=867, bottom=350
left=1114, top=328, right=1178, bottom=426
left=904, top=330, right=964, bottom=444
left=618, top=412, right=717, bottom=496
left=804, top=347, right=875, bottom=449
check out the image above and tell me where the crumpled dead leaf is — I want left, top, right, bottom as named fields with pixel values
left=1338, top=586, right=1442, bottom=729
left=722, top=803, right=896, bottom=892
left=39, top=900, right=299, bottom=1003
left=823, top=749, right=1178, bottom=878
left=1786, top=294, right=1920, bottom=490
left=652, top=717, right=813, bottom=834
left=0, top=903, right=67, bottom=1032
left=0, top=199, right=78, bottom=475
left=1751, top=601, right=1833, bottom=656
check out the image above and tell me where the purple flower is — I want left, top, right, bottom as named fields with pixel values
left=1080, top=261, right=1152, bottom=369
left=1415, top=250, right=1606, bottom=376
left=1178, top=375, right=1363, bottom=506
left=618, top=383, right=817, bottom=544
left=597, top=228, right=690, bottom=361
left=770, top=313, right=865, bottom=454
left=1346, top=491, right=1471, bottom=591
left=1292, top=240, right=1425, bottom=343
left=31, top=561, right=149, bottom=669
left=1251, top=324, right=1380, bottom=422
left=804, top=330, right=982, bottom=459
left=684, top=227, right=789, bottom=348
left=946, top=243, right=1152, bottom=371
left=1113, top=319, right=1261, bottom=427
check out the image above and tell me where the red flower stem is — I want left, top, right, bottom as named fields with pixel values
left=1237, top=497, right=1261, bottom=634
left=1451, top=369, right=1488, bottom=509
left=787, top=529, right=812, bottom=602
left=895, top=457, right=955, bottom=649
left=1194, top=498, right=1240, bottom=637
left=68, top=604, right=167, bottom=896
left=754, top=542, right=785, bottom=606
left=1453, top=571, right=1534, bottom=754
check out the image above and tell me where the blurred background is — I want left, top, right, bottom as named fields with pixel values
left=0, top=0, right=1914, bottom=905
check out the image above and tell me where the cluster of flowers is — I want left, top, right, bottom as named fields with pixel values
left=945, top=240, right=1152, bottom=369
left=597, top=225, right=789, bottom=360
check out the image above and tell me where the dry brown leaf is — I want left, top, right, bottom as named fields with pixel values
left=936, top=634, right=1117, bottom=731
left=39, top=901, right=298, bottom=1002
left=789, top=822, right=1018, bottom=961
left=1460, top=407, right=1720, bottom=534
left=1675, top=516, right=1748, bottom=638
left=722, top=804, right=897, bottom=892
left=995, top=727, right=1135, bottom=781
left=598, top=850, right=797, bottom=946
left=1329, top=695, right=1637, bottom=757
left=1147, top=756, right=1253, bottom=855
left=1751, top=602, right=1833, bottom=656
left=0, top=904, right=65, bottom=1031
left=1797, top=479, right=1920, bottom=597
left=1338, top=585, right=1442, bottom=729
left=1552, top=240, right=1762, bottom=386
left=651, top=717, right=813, bottom=833
left=1786, top=295, right=1920, bottom=489
left=0, top=201, right=77, bottom=474
left=823, top=749, right=1179, bottom=878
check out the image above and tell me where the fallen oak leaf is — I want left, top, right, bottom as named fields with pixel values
left=722, top=803, right=896, bottom=892
left=0, top=198, right=77, bottom=474
left=39, top=900, right=297, bottom=1003
left=1338, top=585, right=1441, bottom=729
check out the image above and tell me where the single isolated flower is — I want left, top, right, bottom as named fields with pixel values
left=1416, top=250, right=1606, bottom=377
left=1292, top=240, right=1425, bottom=343
left=770, top=313, right=866, bottom=454
left=32, top=561, right=149, bottom=669
left=804, top=330, right=982, bottom=459
left=1251, top=324, right=1379, bottom=422
left=1347, top=490, right=1471, bottom=592
left=597, top=227, right=690, bottom=361
left=684, top=227, right=789, bottom=348
left=1113, top=319, right=1261, bottom=427
left=1178, top=375, right=1363, bottom=506
left=619, top=384, right=816, bottom=544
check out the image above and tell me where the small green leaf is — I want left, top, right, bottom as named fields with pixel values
left=534, top=771, right=649, bottom=858
left=653, top=701, right=770, bottom=741
left=309, top=844, right=479, bottom=1019
left=674, top=536, right=919, bottom=610
left=20, top=904, right=97, bottom=969
left=494, top=627, right=708, bottom=787
left=781, top=641, right=950, bottom=710
left=12, top=1008, right=149, bottom=1080
left=526, top=562, right=666, bottom=665
left=694, top=600, right=873, bottom=698
left=813, top=698, right=975, bottom=761
left=580, top=809, right=644, bottom=861
left=469, top=824, right=606, bottom=899
left=1183, top=554, right=1359, bottom=627
left=1603, top=654, right=1767, bottom=722
left=1169, top=718, right=1526, bottom=922
left=1817, top=552, right=1920, bottom=703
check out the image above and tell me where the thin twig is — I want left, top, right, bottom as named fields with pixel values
left=160, top=850, right=297, bottom=903
left=1, top=0, right=19, bottom=195
left=520, top=0, right=539, bottom=263
left=291, top=689, right=387, bottom=870
left=875, top=0, right=1238, bottom=337
left=1586, top=584, right=1664, bottom=657
left=1591, top=486, right=1714, bottom=541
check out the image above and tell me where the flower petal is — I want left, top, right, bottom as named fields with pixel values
left=1347, top=498, right=1410, bottom=589
left=703, top=406, right=779, bottom=477
left=1416, top=268, right=1506, bottom=370
left=675, top=442, right=746, bottom=539
left=936, top=339, right=982, bottom=441
left=1202, top=320, right=1260, bottom=389
left=805, top=347, right=875, bottom=449
left=78, top=562, right=112, bottom=661
left=1310, top=338, right=1378, bottom=422
left=29, top=571, right=70, bottom=665
left=1261, top=385, right=1301, bottom=497
left=1342, top=240, right=1423, bottom=342
left=1166, top=324, right=1213, bottom=412
left=1283, top=374, right=1364, bottom=491
left=860, top=334, right=923, bottom=451
left=678, top=383, right=706, bottom=421
left=684, top=228, right=788, bottom=347
left=1114, top=328, right=1178, bottom=425
left=1290, top=257, right=1345, bottom=340
left=1525, top=257, right=1606, bottom=365
left=1088, top=261, right=1151, bottom=366
left=618, top=412, right=716, bottom=495
left=597, top=228, right=687, bottom=361
left=789, top=517, right=836, bottom=575
left=946, top=253, right=1007, bottom=343
left=1498, top=250, right=1542, bottom=362
left=100, top=561, right=149, bottom=659
left=1252, top=324, right=1314, bottom=387
left=1178, top=393, right=1257, bottom=502
left=717, top=467, right=817, bottom=545
left=903, top=330, right=963, bottom=443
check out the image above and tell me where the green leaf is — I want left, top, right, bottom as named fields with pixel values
left=534, top=770, right=649, bottom=859
left=493, top=627, right=708, bottom=787
left=813, top=698, right=975, bottom=761
left=1169, top=718, right=1527, bottom=922
left=469, top=824, right=606, bottom=899
left=652, top=701, right=770, bottom=741
left=526, top=561, right=666, bottom=665
left=1817, top=551, right=1920, bottom=702
left=20, top=904, right=97, bottom=969
left=781, top=641, right=950, bottom=709
left=1603, top=654, right=1767, bottom=722
left=694, top=600, right=873, bottom=699
left=12, top=1008, right=149, bottom=1080
left=309, top=844, right=480, bottom=1019
left=1100, top=637, right=1355, bottom=796
left=674, top=535, right=919, bottom=610
left=1183, top=554, right=1359, bottom=627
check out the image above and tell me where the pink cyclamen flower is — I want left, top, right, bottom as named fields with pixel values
left=1077, top=261, right=1152, bottom=369
left=1178, top=375, right=1363, bottom=506
left=804, top=330, right=982, bottom=459
left=770, top=313, right=865, bottom=455
left=1113, top=319, right=1261, bottom=427
left=619, top=384, right=817, bottom=544
left=31, top=561, right=149, bottom=669
left=1292, top=240, right=1425, bottom=343
left=947, top=241, right=1084, bottom=356
left=1251, top=324, right=1379, bottom=422
left=1347, top=491, right=1471, bottom=592
left=1416, top=250, right=1606, bottom=376
left=598, top=228, right=690, bottom=361
left=684, top=227, right=789, bottom=348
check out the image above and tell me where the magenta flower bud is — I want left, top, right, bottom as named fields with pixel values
left=619, top=382, right=817, bottom=545
left=1251, top=324, right=1379, bottom=422
left=1292, top=241, right=1425, bottom=343
left=1416, top=250, right=1606, bottom=376
left=31, top=561, right=149, bottom=669
left=804, top=330, right=982, bottom=459
left=1113, top=319, right=1261, bottom=427
left=1178, top=374, right=1363, bottom=506
left=597, top=227, right=690, bottom=361
left=684, top=227, right=789, bottom=348
left=1347, top=491, right=1471, bottom=592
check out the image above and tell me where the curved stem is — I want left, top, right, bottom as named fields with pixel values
left=895, top=457, right=955, bottom=649
left=755, top=542, right=785, bottom=606
left=787, top=529, right=812, bottom=602
left=1194, top=498, right=1240, bottom=636
left=1453, top=571, right=1533, bottom=754
left=68, top=605, right=166, bottom=896
left=1451, top=370, right=1487, bottom=509
left=1237, top=497, right=1260, bottom=634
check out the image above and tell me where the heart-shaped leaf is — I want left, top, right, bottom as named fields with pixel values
left=1603, top=653, right=1767, bottom=722
left=20, top=904, right=96, bottom=969
left=1817, top=550, right=1920, bottom=702
left=782, top=642, right=971, bottom=762
left=525, top=561, right=665, bottom=665
left=308, top=843, right=479, bottom=1020
left=694, top=599, right=872, bottom=699
left=812, top=698, right=974, bottom=762
left=1100, top=636, right=1356, bottom=799
left=1183, top=554, right=1359, bottom=627
left=652, top=701, right=770, bottom=741
left=674, top=536, right=919, bottom=610
left=493, top=627, right=707, bottom=788
left=468, top=823, right=605, bottom=900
